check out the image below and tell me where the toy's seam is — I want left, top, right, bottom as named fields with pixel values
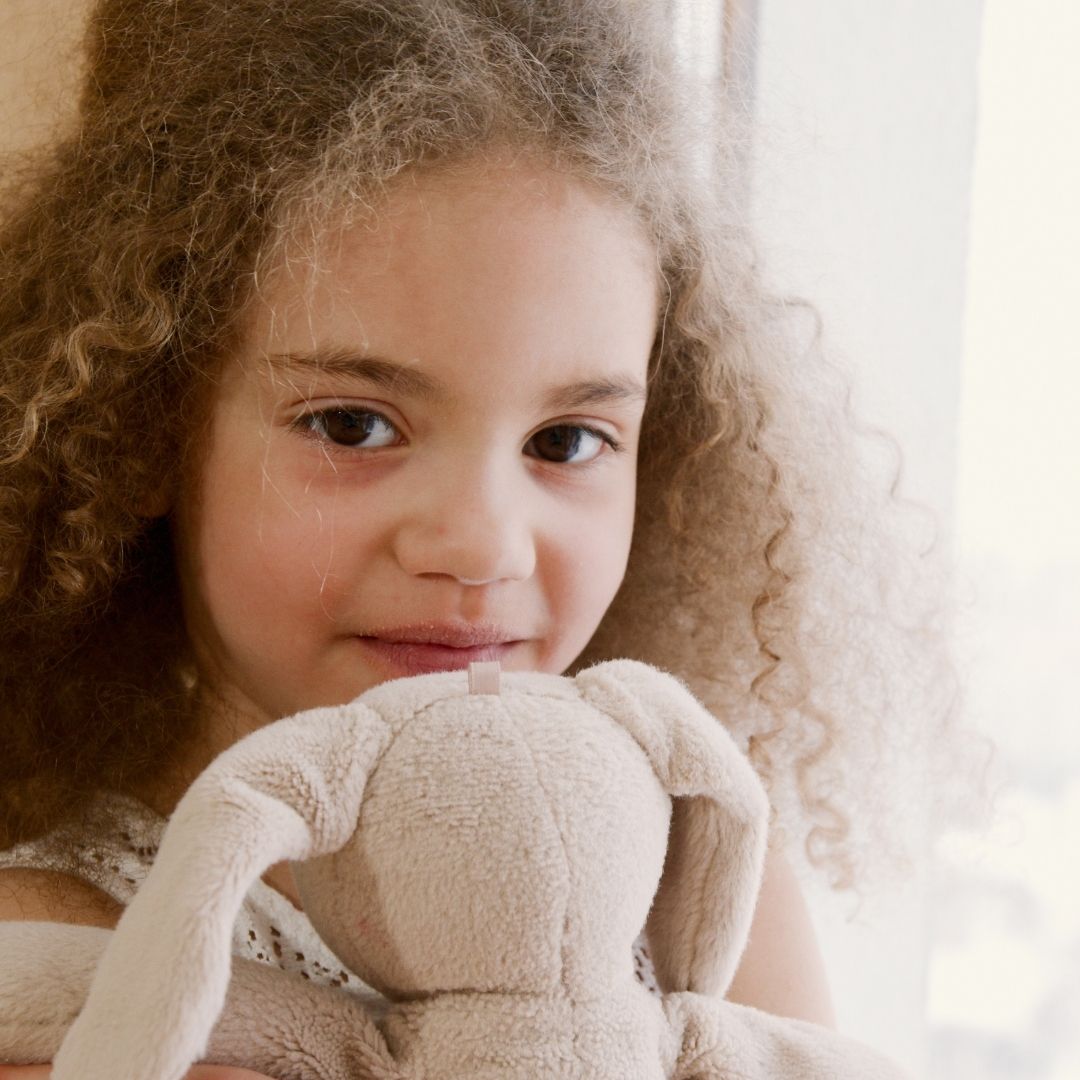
left=506, top=707, right=579, bottom=1055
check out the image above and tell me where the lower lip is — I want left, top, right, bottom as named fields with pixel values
left=356, top=638, right=518, bottom=678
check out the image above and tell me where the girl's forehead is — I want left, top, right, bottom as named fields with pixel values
left=256, top=155, right=660, bottom=304
left=216, top=164, right=659, bottom=416
left=239, top=158, right=663, bottom=358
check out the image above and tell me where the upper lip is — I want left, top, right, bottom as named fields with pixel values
left=361, top=621, right=522, bottom=647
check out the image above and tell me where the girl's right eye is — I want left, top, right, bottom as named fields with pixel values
left=292, top=408, right=400, bottom=449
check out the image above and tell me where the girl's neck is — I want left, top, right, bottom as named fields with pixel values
left=134, top=679, right=268, bottom=817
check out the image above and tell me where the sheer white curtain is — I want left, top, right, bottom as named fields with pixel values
left=929, top=4, right=1080, bottom=1077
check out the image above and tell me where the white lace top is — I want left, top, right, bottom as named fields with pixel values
left=0, top=792, right=662, bottom=997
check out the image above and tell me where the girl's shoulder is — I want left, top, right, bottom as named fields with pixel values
left=0, top=791, right=164, bottom=924
left=0, top=867, right=123, bottom=926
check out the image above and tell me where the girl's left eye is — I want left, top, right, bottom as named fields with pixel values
left=293, top=408, right=400, bottom=449
left=525, top=425, right=620, bottom=465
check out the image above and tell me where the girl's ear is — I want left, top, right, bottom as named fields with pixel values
left=52, top=703, right=393, bottom=1080
left=574, top=659, right=769, bottom=997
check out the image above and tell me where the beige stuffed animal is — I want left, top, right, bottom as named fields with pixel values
left=6, top=659, right=910, bottom=1079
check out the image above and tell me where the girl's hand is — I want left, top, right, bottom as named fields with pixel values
left=0, top=1068, right=276, bottom=1079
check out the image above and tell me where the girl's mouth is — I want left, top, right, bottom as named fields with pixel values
left=355, top=637, right=518, bottom=677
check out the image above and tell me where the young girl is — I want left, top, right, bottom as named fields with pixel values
left=0, top=0, right=968, bottom=1075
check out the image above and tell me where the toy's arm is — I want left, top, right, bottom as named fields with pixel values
left=662, top=991, right=911, bottom=1080
left=0, top=921, right=108, bottom=1064
left=44, top=704, right=393, bottom=1080
left=0, top=921, right=400, bottom=1080
left=207, top=955, right=402, bottom=1080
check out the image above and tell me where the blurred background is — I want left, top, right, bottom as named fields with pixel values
left=3, top=0, right=1076, bottom=1075
left=680, top=2, right=1077, bottom=1076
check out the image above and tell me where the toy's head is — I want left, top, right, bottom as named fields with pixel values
left=196, top=659, right=768, bottom=1002
left=295, top=664, right=673, bottom=1000
left=56, top=660, right=769, bottom=1078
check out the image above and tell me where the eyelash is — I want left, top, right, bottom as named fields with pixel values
left=290, top=407, right=625, bottom=464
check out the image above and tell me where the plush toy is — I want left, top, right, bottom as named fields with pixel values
left=2, top=659, right=910, bottom=1079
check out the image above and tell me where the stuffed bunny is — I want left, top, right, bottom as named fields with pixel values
left=4, top=659, right=910, bottom=1080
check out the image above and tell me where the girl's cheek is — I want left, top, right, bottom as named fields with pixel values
left=243, top=472, right=387, bottom=592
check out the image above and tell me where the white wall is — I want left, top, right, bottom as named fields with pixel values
left=0, top=0, right=88, bottom=156
left=747, top=2, right=984, bottom=1074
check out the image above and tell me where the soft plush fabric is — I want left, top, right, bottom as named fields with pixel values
left=0, top=659, right=911, bottom=1079
left=0, top=792, right=385, bottom=993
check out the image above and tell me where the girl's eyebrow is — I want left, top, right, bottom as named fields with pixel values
left=267, top=349, right=647, bottom=411
left=268, top=349, right=442, bottom=400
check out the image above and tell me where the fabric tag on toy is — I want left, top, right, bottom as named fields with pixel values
left=468, top=661, right=501, bottom=695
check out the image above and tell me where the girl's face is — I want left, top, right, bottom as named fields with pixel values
left=173, top=157, right=660, bottom=736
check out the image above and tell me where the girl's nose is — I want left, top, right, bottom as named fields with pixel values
left=391, top=469, right=537, bottom=586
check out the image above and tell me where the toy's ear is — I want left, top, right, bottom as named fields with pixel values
left=575, top=659, right=769, bottom=998
left=52, top=702, right=392, bottom=1080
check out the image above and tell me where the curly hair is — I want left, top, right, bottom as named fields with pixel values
left=0, top=0, right=983, bottom=889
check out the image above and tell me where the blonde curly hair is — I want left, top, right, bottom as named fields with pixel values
left=0, top=0, right=981, bottom=889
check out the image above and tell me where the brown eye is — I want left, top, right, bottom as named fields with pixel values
left=526, top=424, right=615, bottom=464
left=298, top=409, right=399, bottom=448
